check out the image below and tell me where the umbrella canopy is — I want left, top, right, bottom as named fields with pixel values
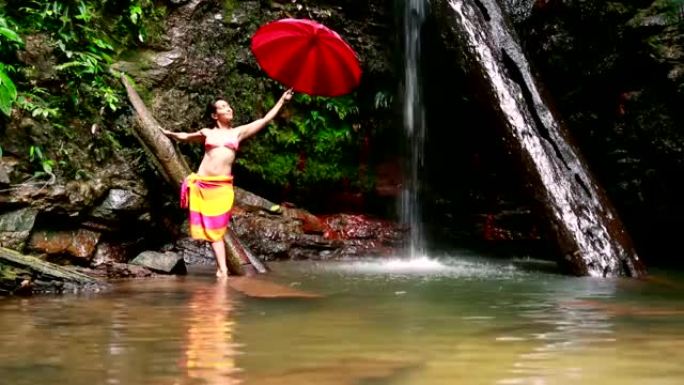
left=251, top=18, right=362, bottom=97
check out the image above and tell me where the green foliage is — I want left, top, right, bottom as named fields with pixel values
left=662, top=0, right=684, bottom=20
left=631, top=0, right=684, bottom=26
left=15, top=88, right=59, bottom=119
left=0, top=63, right=17, bottom=116
left=238, top=93, right=365, bottom=189
left=0, top=14, right=22, bottom=116
left=0, top=0, right=166, bottom=177
left=0, top=0, right=165, bottom=119
left=28, top=144, right=55, bottom=177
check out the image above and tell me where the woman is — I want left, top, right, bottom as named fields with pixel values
left=163, top=89, right=293, bottom=278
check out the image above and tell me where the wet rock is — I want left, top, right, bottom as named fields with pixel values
left=28, top=228, right=101, bottom=264
left=1, top=178, right=109, bottom=215
left=0, top=156, right=20, bottom=185
left=171, top=237, right=215, bottom=265
left=288, top=234, right=343, bottom=260
left=91, top=241, right=133, bottom=265
left=85, top=262, right=155, bottom=279
left=320, top=214, right=403, bottom=258
left=89, top=188, right=148, bottom=221
left=323, top=214, right=402, bottom=242
left=66, top=229, right=101, bottom=259
left=230, top=210, right=402, bottom=261
left=282, top=207, right=326, bottom=234
left=0, top=208, right=38, bottom=250
left=15, top=34, right=58, bottom=83
left=479, top=210, right=541, bottom=242
left=232, top=213, right=302, bottom=260
left=0, top=164, right=9, bottom=185
left=130, top=250, right=186, bottom=274
left=1, top=117, right=50, bottom=167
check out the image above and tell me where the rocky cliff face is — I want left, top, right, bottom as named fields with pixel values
left=509, top=0, right=684, bottom=265
left=399, top=0, right=682, bottom=268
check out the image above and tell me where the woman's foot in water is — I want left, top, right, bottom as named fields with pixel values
left=216, top=269, right=229, bottom=279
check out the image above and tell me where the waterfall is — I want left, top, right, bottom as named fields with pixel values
left=401, top=0, right=427, bottom=258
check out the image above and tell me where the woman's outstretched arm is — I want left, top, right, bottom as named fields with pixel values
left=237, top=89, right=293, bottom=140
left=162, top=129, right=205, bottom=142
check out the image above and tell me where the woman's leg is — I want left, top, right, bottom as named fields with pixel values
left=210, top=240, right=229, bottom=278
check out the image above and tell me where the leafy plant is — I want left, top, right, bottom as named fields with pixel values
left=1, top=0, right=163, bottom=119
left=0, top=0, right=165, bottom=179
left=15, top=88, right=59, bottom=119
left=0, top=63, right=17, bottom=116
left=0, top=14, right=22, bottom=116
left=238, top=93, right=364, bottom=189
left=28, top=145, right=55, bottom=177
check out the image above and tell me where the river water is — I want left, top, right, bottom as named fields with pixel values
left=1, top=254, right=683, bottom=385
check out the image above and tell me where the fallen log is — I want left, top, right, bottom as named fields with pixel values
left=121, top=74, right=265, bottom=276
left=0, top=247, right=103, bottom=294
left=225, top=225, right=268, bottom=274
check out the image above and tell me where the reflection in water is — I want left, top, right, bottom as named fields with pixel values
left=182, top=279, right=240, bottom=385
left=497, top=279, right=618, bottom=384
left=1, top=261, right=684, bottom=385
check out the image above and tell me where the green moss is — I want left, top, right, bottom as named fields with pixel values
left=0, top=264, right=17, bottom=281
left=140, top=4, right=168, bottom=47
left=223, top=0, right=237, bottom=14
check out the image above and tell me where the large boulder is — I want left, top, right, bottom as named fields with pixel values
left=0, top=208, right=37, bottom=250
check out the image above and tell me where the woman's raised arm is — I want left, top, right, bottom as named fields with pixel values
left=237, top=89, right=293, bottom=140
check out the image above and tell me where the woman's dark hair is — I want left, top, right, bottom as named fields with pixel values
left=206, top=100, right=218, bottom=116
left=205, top=98, right=225, bottom=125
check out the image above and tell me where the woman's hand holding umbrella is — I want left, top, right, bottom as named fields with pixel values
left=251, top=19, right=362, bottom=97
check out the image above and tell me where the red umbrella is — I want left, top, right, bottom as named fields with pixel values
left=251, top=18, right=362, bottom=97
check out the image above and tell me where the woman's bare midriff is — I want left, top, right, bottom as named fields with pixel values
left=196, top=147, right=236, bottom=177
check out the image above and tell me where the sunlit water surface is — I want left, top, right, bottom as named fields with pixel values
left=1, top=253, right=684, bottom=385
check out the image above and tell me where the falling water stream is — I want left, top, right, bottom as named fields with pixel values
left=401, top=0, right=427, bottom=258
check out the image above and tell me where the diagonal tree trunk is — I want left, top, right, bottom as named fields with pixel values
left=121, top=74, right=264, bottom=275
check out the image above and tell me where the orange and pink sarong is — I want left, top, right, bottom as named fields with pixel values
left=180, top=173, right=234, bottom=242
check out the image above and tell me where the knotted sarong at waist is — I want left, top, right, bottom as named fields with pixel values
left=180, top=173, right=234, bottom=242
